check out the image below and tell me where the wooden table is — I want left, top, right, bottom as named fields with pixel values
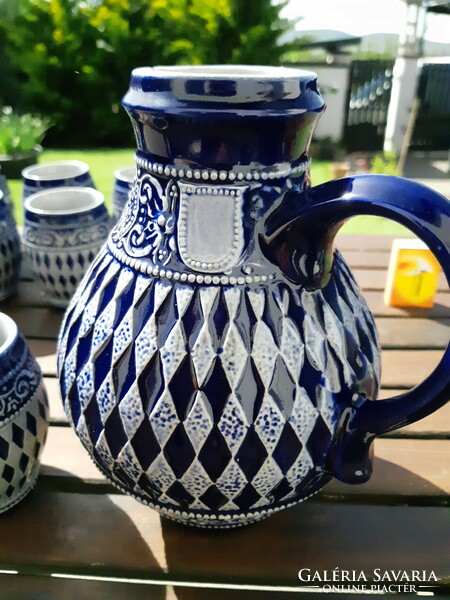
left=0, top=234, right=449, bottom=599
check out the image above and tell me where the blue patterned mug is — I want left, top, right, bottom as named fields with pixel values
left=23, top=187, right=111, bottom=307
left=22, top=160, right=95, bottom=201
left=0, top=312, right=49, bottom=512
left=57, top=66, right=450, bottom=528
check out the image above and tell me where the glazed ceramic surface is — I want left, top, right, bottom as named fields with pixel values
left=57, top=66, right=450, bottom=528
left=0, top=312, right=49, bottom=512
left=22, top=160, right=95, bottom=201
left=0, top=189, right=21, bottom=301
left=23, top=187, right=111, bottom=307
left=112, top=167, right=136, bottom=221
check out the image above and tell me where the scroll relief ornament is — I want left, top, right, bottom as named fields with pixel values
left=112, top=172, right=177, bottom=266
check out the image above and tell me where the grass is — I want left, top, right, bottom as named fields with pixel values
left=7, top=148, right=410, bottom=236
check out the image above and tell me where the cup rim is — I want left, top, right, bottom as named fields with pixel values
left=114, top=166, right=136, bottom=183
left=24, top=186, right=105, bottom=216
left=0, top=312, right=18, bottom=356
left=22, top=160, right=90, bottom=182
left=132, top=65, right=317, bottom=81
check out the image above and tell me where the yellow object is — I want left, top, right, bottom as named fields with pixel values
left=384, top=239, right=441, bottom=308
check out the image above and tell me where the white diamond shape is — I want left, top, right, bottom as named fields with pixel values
left=280, top=317, right=304, bottom=382
left=97, top=371, right=116, bottom=426
left=221, top=324, right=248, bottom=390
left=180, top=461, right=213, bottom=500
left=254, top=393, right=286, bottom=453
left=112, top=306, right=133, bottom=363
left=199, top=286, right=219, bottom=318
left=118, top=381, right=145, bottom=439
left=246, top=288, right=265, bottom=319
left=116, top=441, right=142, bottom=483
left=147, top=453, right=177, bottom=492
left=289, top=386, right=319, bottom=444
left=75, top=414, right=93, bottom=453
left=191, top=324, right=215, bottom=386
left=223, top=287, right=241, bottom=320
left=153, top=279, right=172, bottom=313
left=316, top=386, right=337, bottom=434
left=215, top=460, right=248, bottom=500
left=175, top=285, right=195, bottom=318
left=91, top=308, right=115, bottom=357
left=217, top=393, right=249, bottom=456
left=149, top=391, right=179, bottom=447
left=184, top=391, right=213, bottom=454
left=62, top=344, right=78, bottom=403
left=251, top=456, right=284, bottom=498
left=133, top=272, right=152, bottom=306
left=160, top=320, right=187, bottom=383
left=251, top=321, right=278, bottom=388
left=134, top=315, right=158, bottom=377
left=285, top=447, right=314, bottom=487
left=304, top=313, right=326, bottom=373
left=94, top=429, right=115, bottom=472
left=75, top=362, right=95, bottom=411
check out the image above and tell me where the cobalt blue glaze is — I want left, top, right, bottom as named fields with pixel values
left=57, top=66, right=449, bottom=528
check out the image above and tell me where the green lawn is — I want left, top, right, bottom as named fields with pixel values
left=7, top=148, right=410, bottom=236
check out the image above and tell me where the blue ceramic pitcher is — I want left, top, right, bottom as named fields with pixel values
left=57, top=66, right=450, bottom=528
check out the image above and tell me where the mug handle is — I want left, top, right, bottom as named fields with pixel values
left=263, top=174, right=450, bottom=484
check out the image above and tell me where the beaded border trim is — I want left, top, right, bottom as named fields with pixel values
left=135, top=154, right=311, bottom=182
left=108, top=240, right=275, bottom=286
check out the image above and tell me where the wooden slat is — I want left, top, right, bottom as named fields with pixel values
left=39, top=428, right=450, bottom=497
left=378, top=390, right=450, bottom=436
left=45, top=377, right=66, bottom=423
left=0, top=307, right=61, bottom=339
left=336, top=234, right=411, bottom=252
left=376, top=317, right=449, bottom=348
left=364, top=290, right=450, bottom=317
left=0, top=574, right=169, bottom=600
left=339, top=250, right=391, bottom=269
left=352, top=268, right=448, bottom=291
left=0, top=575, right=431, bottom=600
left=381, top=350, right=442, bottom=387
left=28, top=340, right=57, bottom=376
left=0, top=489, right=449, bottom=585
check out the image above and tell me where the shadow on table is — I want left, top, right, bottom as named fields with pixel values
left=0, top=467, right=165, bottom=600
left=161, top=458, right=450, bottom=600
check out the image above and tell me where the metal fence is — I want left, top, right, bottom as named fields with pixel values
left=411, top=62, right=450, bottom=151
left=343, top=59, right=394, bottom=152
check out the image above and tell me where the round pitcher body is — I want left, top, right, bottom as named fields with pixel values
left=57, top=66, right=381, bottom=527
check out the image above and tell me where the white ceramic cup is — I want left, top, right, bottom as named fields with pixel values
left=22, top=160, right=95, bottom=201
left=22, top=187, right=110, bottom=307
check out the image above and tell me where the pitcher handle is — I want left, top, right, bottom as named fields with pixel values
left=263, top=174, right=450, bottom=484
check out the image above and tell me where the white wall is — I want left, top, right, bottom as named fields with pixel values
left=303, top=65, right=349, bottom=142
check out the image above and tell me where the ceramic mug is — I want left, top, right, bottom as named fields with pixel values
left=57, top=65, right=450, bottom=528
left=0, top=312, right=49, bottom=512
left=112, top=167, right=136, bottom=221
left=22, top=187, right=110, bottom=307
left=22, top=160, right=95, bottom=201
left=0, top=189, right=21, bottom=301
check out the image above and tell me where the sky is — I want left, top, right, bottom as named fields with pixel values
left=281, top=0, right=449, bottom=43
